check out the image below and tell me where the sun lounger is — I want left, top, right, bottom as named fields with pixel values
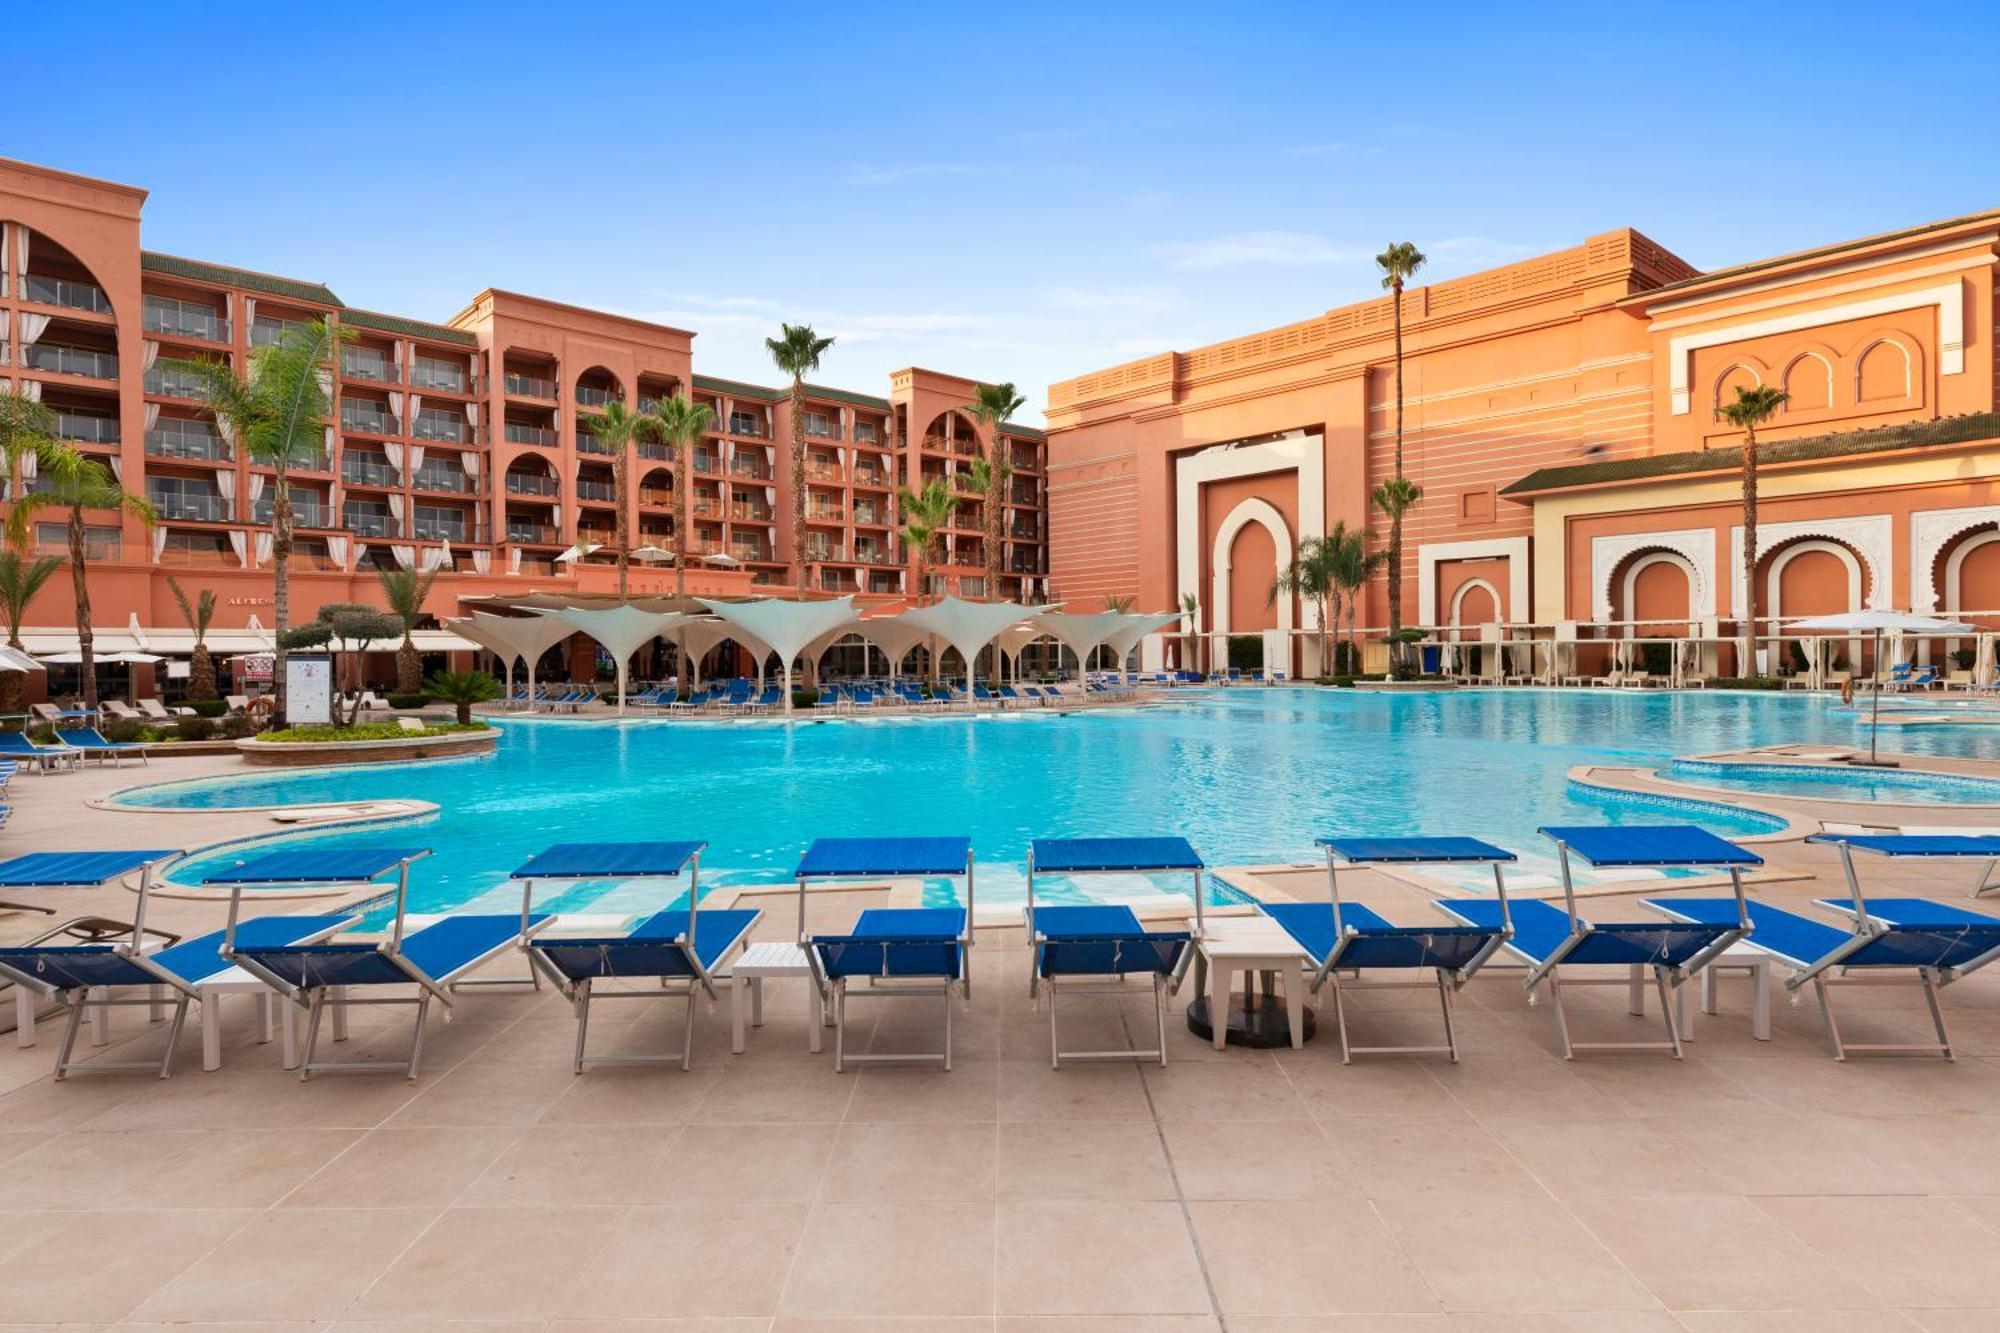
left=518, top=841, right=760, bottom=1071
left=55, top=727, right=149, bottom=766
left=136, top=697, right=193, bottom=721
left=1435, top=824, right=1759, bottom=1059
left=218, top=846, right=550, bottom=1079
left=1025, top=837, right=1199, bottom=1067
left=796, top=836, right=973, bottom=1071
left=1266, top=836, right=1518, bottom=1063
left=0, top=730, right=81, bottom=773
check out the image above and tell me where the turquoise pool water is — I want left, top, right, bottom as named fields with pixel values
left=1666, top=759, right=2000, bottom=806
left=116, top=688, right=1938, bottom=915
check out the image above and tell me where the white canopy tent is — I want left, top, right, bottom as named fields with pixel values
left=674, top=616, right=774, bottom=688
left=1037, top=610, right=1126, bottom=679
left=898, top=597, right=1049, bottom=692
left=1101, top=612, right=1181, bottom=680
left=846, top=615, right=934, bottom=682
left=446, top=611, right=579, bottom=706
left=697, top=597, right=858, bottom=710
left=537, top=605, right=689, bottom=713
left=994, top=622, right=1049, bottom=683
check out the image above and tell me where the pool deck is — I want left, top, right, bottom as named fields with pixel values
left=9, top=753, right=2000, bottom=1326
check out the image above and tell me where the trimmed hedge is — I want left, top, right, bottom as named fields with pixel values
left=385, top=693, right=431, bottom=710
left=258, top=722, right=491, bottom=743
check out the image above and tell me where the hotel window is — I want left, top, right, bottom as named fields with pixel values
left=803, top=410, right=837, bottom=439
left=36, top=523, right=120, bottom=560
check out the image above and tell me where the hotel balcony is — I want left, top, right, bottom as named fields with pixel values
left=410, top=509, right=471, bottom=543
left=504, top=423, right=556, bottom=447
left=637, top=441, right=671, bottom=461
left=575, top=384, right=620, bottom=409
left=853, top=422, right=881, bottom=446
left=340, top=349, right=399, bottom=384
left=505, top=472, right=559, bottom=497
left=145, top=420, right=231, bottom=463
left=506, top=521, right=560, bottom=545
left=725, top=412, right=766, bottom=438
left=253, top=499, right=332, bottom=528
left=250, top=314, right=309, bottom=347
left=55, top=413, right=119, bottom=446
left=804, top=414, right=839, bottom=440
left=341, top=458, right=398, bottom=488
left=853, top=503, right=887, bottom=526
left=638, top=487, right=674, bottom=508
left=156, top=533, right=239, bottom=569
left=691, top=450, right=722, bottom=476
left=23, top=275, right=111, bottom=314
left=341, top=402, right=397, bottom=436
left=342, top=507, right=397, bottom=538
left=144, top=363, right=211, bottom=399
left=575, top=478, right=617, bottom=503
left=729, top=455, right=771, bottom=481
left=924, top=433, right=975, bottom=457
left=412, top=410, right=469, bottom=444
left=576, top=431, right=612, bottom=456
left=142, top=296, right=229, bottom=344
left=413, top=464, right=473, bottom=494
left=505, top=371, right=557, bottom=400
left=853, top=464, right=890, bottom=489
left=25, top=343, right=117, bottom=380
left=410, top=357, right=468, bottom=393
left=730, top=500, right=772, bottom=522
left=147, top=487, right=228, bottom=522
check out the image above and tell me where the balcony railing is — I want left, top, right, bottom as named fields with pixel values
left=56, top=413, right=119, bottom=445
left=806, top=505, right=844, bottom=522
left=639, top=488, right=674, bottom=508
left=341, top=459, right=398, bottom=487
left=148, top=490, right=228, bottom=522
left=504, top=423, right=556, bottom=447
left=341, top=405, right=397, bottom=435
left=250, top=316, right=307, bottom=348
left=732, top=546, right=769, bottom=563
left=411, top=411, right=467, bottom=443
left=729, top=458, right=770, bottom=480
left=726, top=414, right=764, bottom=437
left=413, top=467, right=471, bottom=493
left=575, top=385, right=619, bottom=408
left=145, top=422, right=231, bottom=462
left=731, top=502, right=772, bottom=522
left=411, top=519, right=468, bottom=542
left=505, top=371, right=556, bottom=399
left=854, top=424, right=880, bottom=445
left=806, top=461, right=840, bottom=481
left=637, top=442, right=671, bottom=460
left=506, top=473, right=559, bottom=496
left=575, top=480, right=617, bottom=502
left=24, top=275, right=111, bottom=313
left=804, top=418, right=839, bottom=439
left=342, top=510, right=396, bottom=537
left=806, top=545, right=847, bottom=563
left=145, top=364, right=211, bottom=398
left=577, top=528, right=616, bottom=546
left=853, top=467, right=888, bottom=488
left=253, top=501, right=331, bottom=528
left=284, top=450, right=332, bottom=472
left=853, top=506, right=885, bottom=525
left=341, top=353, right=398, bottom=383
left=854, top=548, right=897, bottom=565
left=506, top=523, right=560, bottom=544
left=692, top=452, right=720, bottom=473
left=142, top=298, right=229, bottom=343
left=576, top=432, right=611, bottom=455
left=410, top=359, right=467, bottom=392
left=26, top=344, right=117, bottom=379
left=155, top=541, right=238, bottom=568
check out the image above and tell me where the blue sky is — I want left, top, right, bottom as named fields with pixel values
left=16, top=2, right=1999, bottom=422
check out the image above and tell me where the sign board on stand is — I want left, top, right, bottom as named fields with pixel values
left=284, top=654, right=334, bottom=726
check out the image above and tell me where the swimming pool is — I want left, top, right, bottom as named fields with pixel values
left=111, top=687, right=1911, bottom=915
left=1666, top=758, right=2000, bottom=806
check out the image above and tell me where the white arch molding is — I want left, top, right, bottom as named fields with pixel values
left=1619, top=551, right=1698, bottom=625
left=1448, top=578, right=1501, bottom=631
left=1910, top=505, right=2000, bottom=612
left=1766, top=538, right=1864, bottom=622
left=1209, top=497, right=1294, bottom=639
left=1590, top=528, right=1715, bottom=622
left=1732, top=514, right=1891, bottom=614
left=1945, top=528, right=2000, bottom=613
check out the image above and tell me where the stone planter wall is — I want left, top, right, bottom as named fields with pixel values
left=235, top=728, right=497, bottom=767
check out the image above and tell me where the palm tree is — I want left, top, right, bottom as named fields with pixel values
left=375, top=565, right=441, bottom=694
left=0, top=550, right=62, bottom=713
left=1718, top=384, right=1790, bottom=676
left=1180, top=591, right=1202, bottom=674
left=581, top=399, right=652, bottom=599
left=1101, top=593, right=1136, bottom=612
left=765, top=324, right=836, bottom=593
left=173, top=319, right=345, bottom=723
left=425, top=668, right=502, bottom=725
left=1375, top=241, right=1426, bottom=668
left=648, top=393, right=715, bottom=605
left=5, top=459, right=155, bottom=709
left=0, top=390, right=76, bottom=479
left=961, top=382, right=1026, bottom=601
left=1371, top=477, right=1423, bottom=669
left=1327, top=522, right=1386, bottom=674
left=167, top=576, right=219, bottom=701
left=897, top=477, right=960, bottom=607
left=1272, top=536, right=1340, bottom=677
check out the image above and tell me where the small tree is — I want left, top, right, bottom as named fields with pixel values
left=1718, top=384, right=1790, bottom=676
left=0, top=550, right=62, bottom=713
left=278, top=602, right=402, bottom=726
left=1327, top=522, right=1385, bottom=674
left=896, top=477, right=960, bottom=607
left=375, top=565, right=440, bottom=694
left=167, top=576, right=219, bottom=701
left=1371, top=477, right=1424, bottom=677
left=765, top=323, right=837, bottom=593
left=1180, top=590, right=1202, bottom=674
left=1101, top=593, right=1136, bottom=613
left=961, top=382, right=1027, bottom=602
left=1272, top=536, right=1340, bottom=677
left=580, top=399, right=653, bottom=599
left=425, top=668, right=502, bottom=725
left=1376, top=241, right=1427, bottom=666
left=647, top=393, right=715, bottom=605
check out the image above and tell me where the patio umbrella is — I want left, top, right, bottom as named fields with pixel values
left=1785, top=611, right=1973, bottom=767
left=630, top=545, right=673, bottom=564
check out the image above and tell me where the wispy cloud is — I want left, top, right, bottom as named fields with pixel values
left=1154, top=231, right=1373, bottom=271
left=844, top=162, right=982, bottom=187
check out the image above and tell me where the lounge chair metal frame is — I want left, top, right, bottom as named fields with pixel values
left=1024, top=838, right=1201, bottom=1068
left=517, top=842, right=761, bottom=1072
left=1292, top=838, right=1518, bottom=1063
left=796, top=837, right=975, bottom=1072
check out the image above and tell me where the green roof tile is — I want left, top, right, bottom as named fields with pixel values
left=340, top=307, right=478, bottom=347
left=1502, top=412, right=2000, bottom=497
left=140, top=252, right=340, bottom=306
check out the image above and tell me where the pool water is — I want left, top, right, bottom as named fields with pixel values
left=1666, top=759, right=2000, bottom=806
left=116, top=688, right=1955, bottom=916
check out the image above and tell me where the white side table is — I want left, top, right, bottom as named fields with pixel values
left=1187, top=916, right=1313, bottom=1050
left=729, top=941, right=825, bottom=1054
left=1621, top=947, right=1773, bottom=1042
left=196, top=969, right=297, bottom=1071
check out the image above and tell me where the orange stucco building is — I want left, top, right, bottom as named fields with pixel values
left=1047, top=209, right=2000, bottom=676
left=0, top=157, right=1047, bottom=662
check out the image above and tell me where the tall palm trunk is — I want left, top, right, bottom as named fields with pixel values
left=984, top=457, right=1002, bottom=603
left=68, top=507, right=95, bottom=709
left=613, top=445, right=631, bottom=599
left=789, top=378, right=807, bottom=593
left=675, top=450, right=689, bottom=681
left=1740, top=424, right=1760, bottom=677
left=1387, top=278, right=1407, bottom=666
left=272, top=470, right=293, bottom=723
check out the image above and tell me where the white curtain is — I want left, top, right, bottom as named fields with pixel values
left=223, top=471, right=239, bottom=518
left=410, top=393, right=423, bottom=422
left=465, top=401, right=478, bottom=425
left=315, top=370, right=332, bottom=401
left=20, top=449, right=35, bottom=481
left=0, top=223, right=8, bottom=297
left=551, top=503, right=562, bottom=527
left=142, top=341, right=159, bottom=372
left=388, top=493, right=405, bottom=525
left=420, top=546, right=446, bottom=573
left=323, top=425, right=334, bottom=454
left=151, top=528, right=168, bottom=562
left=243, top=298, right=256, bottom=328
left=247, top=473, right=267, bottom=507
left=406, top=445, right=425, bottom=473
left=17, top=313, right=49, bottom=347
left=472, top=549, right=491, bottom=574
left=330, top=482, right=343, bottom=510
left=461, top=451, right=479, bottom=482
left=15, top=225, right=28, bottom=282
left=254, top=531, right=273, bottom=565
left=392, top=544, right=416, bottom=569
left=0, top=309, right=9, bottom=360
left=217, top=418, right=235, bottom=446
left=144, top=403, right=160, bottom=432
left=508, top=548, right=522, bottom=575
left=328, top=534, right=350, bottom=567
left=20, top=380, right=40, bottom=403
left=352, top=542, right=368, bottom=569
left=764, top=486, right=777, bottom=506
left=382, top=442, right=405, bottom=475
left=387, top=391, right=404, bottom=428
left=227, top=530, right=248, bottom=565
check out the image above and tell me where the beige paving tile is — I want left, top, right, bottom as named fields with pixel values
left=1161, top=1117, right=1352, bottom=1200
left=998, top=1119, right=1176, bottom=1201
left=996, top=1198, right=1210, bottom=1316
left=1569, top=1193, right=1882, bottom=1311
left=537, top=1065, right=722, bottom=1125
left=385, top=1061, right=579, bottom=1127
left=1373, top=1191, right=1658, bottom=1313
left=1278, top=1054, right=1469, bottom=1120
left=0, top=1207, right=252, bottom=1322
left=1186, top=1199, right=1437, bottom=1316
left=1138, top=1057, right=1307, bottom=1121
left=334, top=1320, right=548, bottom=1333
left=1482, top=1115, right=1712, bottom=1198
left=639, top=1120, right=838, bottom=1201
left=996, top=1057, right=1156, bottom=1121
left=782, top=1201, right=996, bottom=1318
left=349, top=1204, right=622, bottom=1319
left=779, top=1320, right=994, bottom=1332
left=569, top=1200, right=811, bottom=1318
left=5, top=1127, right=358, bottom=1210
left=280, top=1124, right=522, bottom=1208
left=1324, top=1116, right=1541, bottom=1203
left=823, top=1119, right=997, bottom=1200
left=1677, top=1312, right=1925, bottom=1331
left=695, top=1065, right=858, bottom=1123
left=996, top=1318, right=1221, bottom=1332
left=845, top=1059, right=1001, bottom=1122
left=133, top=1205, right=437, bottom=1321
left=1756, top=1195, right=2000, bottom=1308
left=459, top=1123, right=679, bottom=1205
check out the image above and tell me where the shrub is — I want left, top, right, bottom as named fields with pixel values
left=1710, top=676, right=1783, bottom=690
left=1954, top=648, right=1977, bottom=670
left=26, top=724, right=57, bottom=744
left=101, top=719, right=149, bottom=743
left=791, top=688, right=819, bottom=709
left=259, top=722, right=489, bottom=743
left=386, top=692, right=431, bottom=710
left=424, top=670, right=503, bottom=725
left=1642, top=643, right=1673, bottom=676
left=174, top=716, right=216, bottom=741
left=218, top=715, right=258, bottom=739
left=191, top=698, right=228, bottom=718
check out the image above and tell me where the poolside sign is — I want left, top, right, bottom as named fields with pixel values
left=285, top=654, right=334, bottom=726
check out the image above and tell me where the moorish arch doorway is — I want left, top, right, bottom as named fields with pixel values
left=1209, top=496, right=1293, bottom=672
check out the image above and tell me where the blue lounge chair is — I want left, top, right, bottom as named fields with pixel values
left=796, top=836, right=974, bottom=1071
left=218, top=846, right=550, bottom=1079
left=55, top=727, right=149, bottom=767
left=518, top=841, right=761, bottom=1071
left=1266, top=837, right=1518, bottom=1063
left=1646, top=833, right=2000, bottom=1059
left=1025, top=837, right=1198, bottom=1067
left=1436, top=825, right=1759, bottom=1059
left=0, top=730, right=81, bottom=773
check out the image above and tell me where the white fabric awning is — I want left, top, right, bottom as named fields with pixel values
left=697, top=597, right=857, bottom=671
left=1036, top=609, right=1127, bottom=663
left=536, top=605, right=690, bottom=711
left=1103, top=612, right=1183, bottom=662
